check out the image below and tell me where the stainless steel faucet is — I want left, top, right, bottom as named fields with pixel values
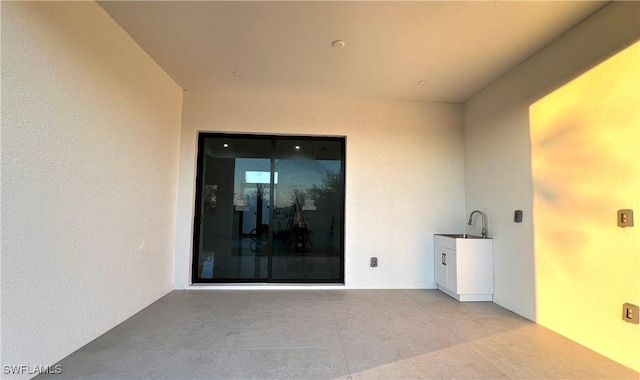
left=468, top=210, right=488, bottom=238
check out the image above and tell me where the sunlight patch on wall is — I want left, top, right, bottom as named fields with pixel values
left=530, top=41, right=640, bottom=372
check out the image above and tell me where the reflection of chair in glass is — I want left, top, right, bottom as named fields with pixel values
left=249, top=223, right=269, bottom=253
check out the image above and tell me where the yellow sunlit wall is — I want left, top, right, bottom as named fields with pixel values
left=530, top=41, right=640, bottom=371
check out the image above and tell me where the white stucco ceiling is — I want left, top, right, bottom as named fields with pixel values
left=99, top=1, right=607, bottom=103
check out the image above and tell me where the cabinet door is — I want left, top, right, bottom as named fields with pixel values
left=435, top=246, right=447, bottom=286
left=455, top=244, right=493, bottom=294
left=446, top=249, right=457, bottom=293
left=435, top=246, right=456, bottom=291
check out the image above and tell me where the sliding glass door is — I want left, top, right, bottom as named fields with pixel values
left=192, top=133, right=345, bottom=283
left=193, top=136, right=272, bottom=281
left=270, top=138, right=344, bottom=281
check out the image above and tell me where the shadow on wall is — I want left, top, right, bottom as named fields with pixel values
left=529, top=41, right=640, bottom=372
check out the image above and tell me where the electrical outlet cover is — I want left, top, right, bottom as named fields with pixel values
left=514, top=210, right=523, bottom=223
left=617, top=209, right=634, bottom=227
left=622, top=303, right=639, bottom=324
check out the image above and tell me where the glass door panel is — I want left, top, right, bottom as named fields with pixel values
left=194, top=136, right=272, bottom=282
left=271, top=139, right=344, bottom=281
left=193, top=134, right=344, bottom=283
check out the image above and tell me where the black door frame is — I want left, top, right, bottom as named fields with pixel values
left=191, top=132, right=345, bottom=284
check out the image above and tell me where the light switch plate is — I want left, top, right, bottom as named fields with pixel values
left=617, top=209, right=634, bottom=227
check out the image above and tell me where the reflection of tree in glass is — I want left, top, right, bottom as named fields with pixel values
left=290, top=189, right=306, bottom=207
left=289, top=169, right=340, bottom=206
left=289, top=189, right=307, bottom=230
left=306, top=169, right=341, bottom=204
left=290, top=168, right=342, bottom=253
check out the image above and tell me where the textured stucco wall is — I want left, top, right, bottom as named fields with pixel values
left=463, top=1, right=639, bottom=369
left=1, top=2, right=183, bottom=377
left=175, top=92, right=464, bottom=289
left=529, top=41, right=640, bottom=372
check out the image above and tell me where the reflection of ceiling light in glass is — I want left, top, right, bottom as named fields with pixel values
left=223, top=143, right=229, bottom=148
left=294, top=145, right=301, bottom=150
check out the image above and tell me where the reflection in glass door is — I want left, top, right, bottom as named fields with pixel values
left=271, top=139, right=343, bottom=281
left=194, top=136, right=272, bottom=281
left=192, top=134, right=344, bottom=283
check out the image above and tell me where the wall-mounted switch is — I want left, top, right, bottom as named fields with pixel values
left=617, top=209, right=634, bottom=227
left=514, top=210, right=523, bottom=223
left=370, top=257, right=378, bottom=267
left=622, top=303, right=639, bottom=324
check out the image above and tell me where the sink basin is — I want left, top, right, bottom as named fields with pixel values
left=437, top=233, right=483, bottom=239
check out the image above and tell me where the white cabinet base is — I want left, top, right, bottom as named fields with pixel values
left=437, top=285, right=493, bottom=302
left=434, top=234, right=494, bottom=302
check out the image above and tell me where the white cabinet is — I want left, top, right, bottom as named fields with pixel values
left=435, top=245, right=457, bottom=293
left=434, top=234, right=494, bottom=302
